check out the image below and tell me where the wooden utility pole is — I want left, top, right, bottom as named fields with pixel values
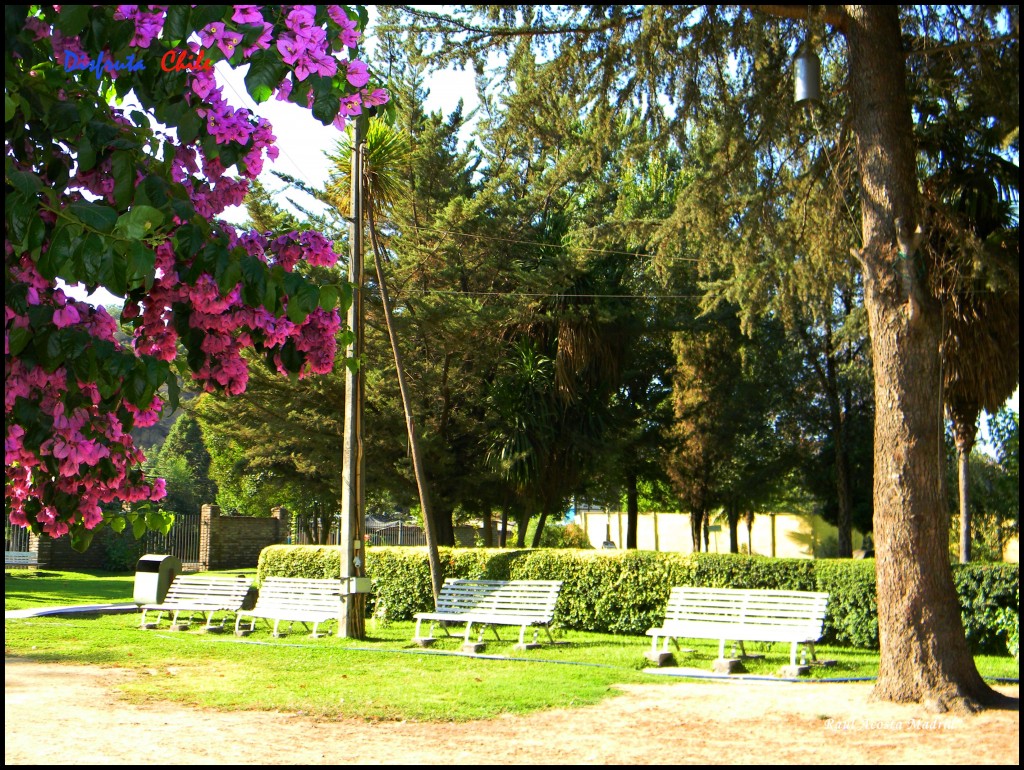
left=339, top=118, right=365, bottom=638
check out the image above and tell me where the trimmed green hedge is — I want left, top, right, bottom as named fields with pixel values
left=255, top=546, right=1019, bottom=653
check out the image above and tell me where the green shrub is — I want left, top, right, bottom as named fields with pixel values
left=101, top=531, right=147, bottom=572
left=256, top=544, right=344, bottom=582
left=952, top=563, right=1020, bottom=654
left=253, top=545, right=1019, bottom=651
left=996, top=607, right=1019, bottom=659
left=814, top=559, right=878, bottom=647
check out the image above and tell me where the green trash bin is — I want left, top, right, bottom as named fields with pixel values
left=133, top=554, right=182, bottom=605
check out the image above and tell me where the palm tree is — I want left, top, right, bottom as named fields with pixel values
left=926, top=157, right=1019, bottom=563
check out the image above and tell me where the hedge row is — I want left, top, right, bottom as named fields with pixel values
left=255, top=546, right=1019, bottom=654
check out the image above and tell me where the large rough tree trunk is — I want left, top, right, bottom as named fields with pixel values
left=844, top=5, right=995, bottom=711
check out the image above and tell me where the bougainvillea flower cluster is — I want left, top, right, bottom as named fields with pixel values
left=5, top=5, right=387, bottom=543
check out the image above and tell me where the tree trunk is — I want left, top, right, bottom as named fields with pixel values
left=726, top=504, right=740, bottom=554
left=499, top=503, right=509, bottom=548
left=432, top=503, right=455, bottom=547
left=845, top=5, right=995, bottom=711
left=481, top=508, right=493, bottom=547
left=530, top=507, right=549, bottom=547
left=515, top=510, right=530, bottom=547
left=690, top=508, right=704, bottom=552
left=368, top=213, right=444, bottom=603
left=824, top=322, right=855, bottom=558
left=949, top=405, right=979, bottom=564
left=626, top=470, right=639, bottom=549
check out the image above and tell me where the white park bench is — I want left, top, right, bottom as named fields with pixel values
left=413, top=578, right=564, bottom=651
left=139, top=574, right=254, bottom=631
left=645, top=586, right=830, bottom=668
left=5, top=551, right=39, bottom=569
left=234, top=576, right=344, bottom=638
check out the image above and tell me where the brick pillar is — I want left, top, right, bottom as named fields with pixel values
left=199, top=504, right=220, bottom=571
left=30, top=532, right=53, bottom=568
left=271, top=506, right=290, bottom=544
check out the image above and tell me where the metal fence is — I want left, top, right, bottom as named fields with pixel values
left=5, top=523, right=31, bottom=552
left=142, top=511, right=202, bottom=569
left=292, top=513, right=426, bottom=547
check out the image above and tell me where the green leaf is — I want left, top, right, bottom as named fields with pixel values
left=5, top=94, right=15, bottom=122
left=111, top=150, right=136, bottom=209
left=163, top=5, right=190, bottom=44
left=68, top=201, right=118, bottom=233
left=216, top=258, right=243, bottom=295
left=39, top=225, right=77, bottom=280
left=287, top=281, right=320, bottom=324
left=7, top=170, right=43, bottom=196
left=115, top=205, right=165, bottom=240
left=70, top=527, right=95, bottom=553
left=77, top=135, right=97, bottom=172
left=6, top=190, right=33, bottom=244
left=24, top=215, right=46, bottom=255
left=312, top=90, right=340, bottom=126
left=319, top=283, right=340, bottom=311
left=127, top=240, right=156, bottom=289
left=244, top=51, right=286, bottom=104
left=7, top=325, right=31, bottom=357
left=132, top=516, right=148, bottom=540
left=55, top=4, right=91, bottom=36
left=108, top=516, right=127, bottom=534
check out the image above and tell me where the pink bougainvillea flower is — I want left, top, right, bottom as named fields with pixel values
left=52, top=304, right=81, bottom=328
left=232, top=5, right=263, bottom=25
left=346, top=59, right=370, bottom=88
left=327, top=6, right=360, bottom=48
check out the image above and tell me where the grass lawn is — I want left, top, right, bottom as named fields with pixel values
left=5, top=569, right=1019, bottom=722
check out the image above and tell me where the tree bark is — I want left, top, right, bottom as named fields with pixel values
left=949, top=405, right=979, bottom=564
left=481, top=508, right=493, bottom=547
left=844, top=5, right=995, bottom=712
left=824, top=322, right=855, bottom=558
left=530, top=507, right=549, bottom=547
left=690, top=507, right=704, bottom=552
left=726, top=504, right=740, bottom=554
left=626, top=470, right=639, bottom=549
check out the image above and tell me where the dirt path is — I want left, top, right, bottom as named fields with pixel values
left=4, top=657, right=1019, bottom=765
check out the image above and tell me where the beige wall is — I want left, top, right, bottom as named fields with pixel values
left=577, top=510, right=867, bottom=559
left=1004, top=535, right=1019, bottom=564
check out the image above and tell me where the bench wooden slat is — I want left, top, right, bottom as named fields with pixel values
left=139, top=575, right=253, bottom=630
left=5, top=551, right=40, bottom=569
left=413, top=579, right=563, bottom=649
left=647, top=587, right=830, bottom=667
left=234, top=577, right=344, bottom=638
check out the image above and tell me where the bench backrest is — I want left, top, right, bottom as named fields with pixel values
left=436, top=579, right=563, bottom=621
left=162, top=575, right=253, bottom=605
left=254, top=577, right=344, bottom=613
left=6, top=551, right=38, bottom=565
left=662, top=587, right=829, bottom=639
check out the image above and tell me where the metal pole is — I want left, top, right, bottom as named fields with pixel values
left=339, top=118, right=364, bottom=637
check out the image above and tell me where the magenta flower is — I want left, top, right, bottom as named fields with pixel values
left=53, top=304, right=81, bottom=328
left=232, top=5, right=263, bottom=25
left=346, top=59, right=370, bottom=88
left=277, top=33, right=302, bottom=66
left=199, top=21, right=225, bottom=51
left=328, top=6, right=361, bottom=48
left=218, top=29, right=244, bottom=59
